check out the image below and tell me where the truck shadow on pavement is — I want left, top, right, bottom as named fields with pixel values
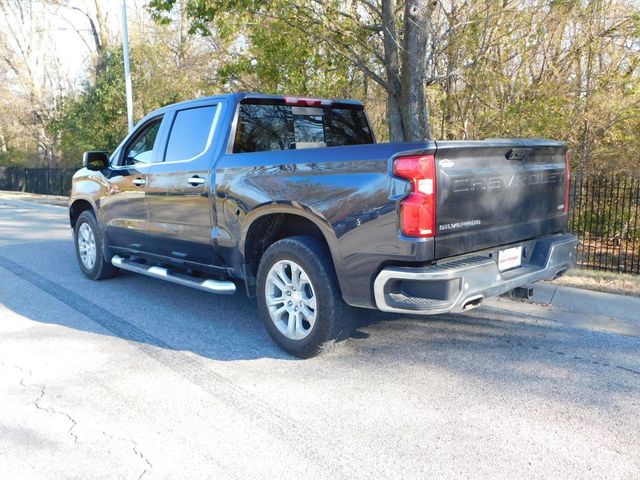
left=1, top=239, right=639, bottom=408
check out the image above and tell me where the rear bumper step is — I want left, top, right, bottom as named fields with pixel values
left=373, top=233, right=577, bottom=315
left=111, top=255, right=236, bottom=295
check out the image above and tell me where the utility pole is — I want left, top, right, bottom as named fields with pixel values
left=120, top=0, right=134, bottom=131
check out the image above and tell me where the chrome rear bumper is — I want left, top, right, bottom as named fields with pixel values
left=373, top=233, right=577, bottom=315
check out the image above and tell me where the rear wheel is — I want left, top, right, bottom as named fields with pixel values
left=257, top=235, right=352, bottom=358
left=74, top=210, right=118, bottom=280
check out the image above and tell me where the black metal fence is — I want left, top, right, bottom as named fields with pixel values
left=0, top=167, right=638, bottom=274
left=569, top=177, right=640, bottom=275
left=0, top=167, right=76, bottom=196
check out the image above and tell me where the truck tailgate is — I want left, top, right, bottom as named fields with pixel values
left=434, top=140, right=568, bottom=259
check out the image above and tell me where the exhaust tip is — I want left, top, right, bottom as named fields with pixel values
left=462, top=296, right=483, bottom=311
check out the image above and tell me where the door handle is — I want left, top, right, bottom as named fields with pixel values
left=133, top=177, right=146, bottom=187
left=187, top=176, right=206, bottom=186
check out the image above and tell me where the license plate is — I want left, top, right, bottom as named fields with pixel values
left=498, top=246, right=522, bottom=271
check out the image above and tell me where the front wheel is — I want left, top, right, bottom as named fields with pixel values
left=74, top=210, right=118, bottom=280
left=256, top=236, right=352, bottom=358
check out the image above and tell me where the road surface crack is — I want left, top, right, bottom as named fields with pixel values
left=26, top=380, right=79, bottom=444
left=1, top=361, right=79, bottom=444
left=101, top=431, right=152, bottom=480
left=0, top=254, right=379, bottom=477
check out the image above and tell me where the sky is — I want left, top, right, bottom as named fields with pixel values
left=0, top=0, right=140, bottom=88
left=51, top=1, right=126, bottom=82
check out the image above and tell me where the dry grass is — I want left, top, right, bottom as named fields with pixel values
left=550, top=268, right=640, bottom=297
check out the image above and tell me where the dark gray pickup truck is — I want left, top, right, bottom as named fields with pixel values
left=70, top=93, right=577, bottom=357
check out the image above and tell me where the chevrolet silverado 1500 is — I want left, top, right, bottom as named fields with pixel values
left=70, top=93, right=577, bottom=357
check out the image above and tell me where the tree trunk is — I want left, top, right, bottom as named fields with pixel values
left=381, top=0, right=405, bottom=142
left=400, top=0, right=432, bottom=141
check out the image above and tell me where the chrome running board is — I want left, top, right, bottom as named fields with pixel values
left=111, top=255, right=236, bottom=295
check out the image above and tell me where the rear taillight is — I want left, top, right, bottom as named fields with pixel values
left=564, top=150, right=571, bottom=213
left=393, top=154, right=436, bottom=237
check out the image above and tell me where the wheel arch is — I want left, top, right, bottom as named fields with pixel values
left=69, top=197, right=98, bottom=229
left=241, top=206, right=342, bottom=289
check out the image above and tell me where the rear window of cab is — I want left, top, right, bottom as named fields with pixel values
left=233, top=102, right=374, bottom=153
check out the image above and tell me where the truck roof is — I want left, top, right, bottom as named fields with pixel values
left=152, top=93, right=364, bottom=113
left=134, top=93, right=365, bottom=132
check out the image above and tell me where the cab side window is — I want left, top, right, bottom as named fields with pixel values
left=164, top=106, right=217, bottom=162
left=122, top=117, right=163, bottom=166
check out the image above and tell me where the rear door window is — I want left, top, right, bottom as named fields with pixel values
left=164, top=105, right=217, bottom=162
left=233, top=103, right=373, bottom=153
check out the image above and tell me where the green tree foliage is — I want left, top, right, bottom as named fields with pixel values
left=216, top=13, right=360, bottom=99
left=148, top=0, right=640, bottom=175
left=50, top=48, right=129, bottom=167
left=50, top=6, right=225, bottom=166
left=149, top=1, right=368, bottom=100
left=3, top=0, right=640, bottom=177
left=149, top=0, right=436, bottom=142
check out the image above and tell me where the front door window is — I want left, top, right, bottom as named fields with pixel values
left=122, top=118, right=163, bottom=165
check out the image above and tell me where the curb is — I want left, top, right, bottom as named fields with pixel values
left=0, top=191, right=68, bottom=208
left=533, top=283, right=640, bottom=324
left=484, top=283, right=640, bottom=338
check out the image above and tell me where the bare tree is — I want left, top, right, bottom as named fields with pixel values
left=46, top=0, right=112, bottom=75
left=0, top=0, right=69, bottom=167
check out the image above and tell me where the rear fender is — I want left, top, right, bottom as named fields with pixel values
left=240, top=203, right=346, bottom=294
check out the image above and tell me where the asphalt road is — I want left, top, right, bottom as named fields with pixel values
left=0, top=197, right=639, bottom=480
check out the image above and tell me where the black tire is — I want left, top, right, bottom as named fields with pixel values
left=256, top=235, right=352, bottom=358
left=74, top=210, right=119, bottom=280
